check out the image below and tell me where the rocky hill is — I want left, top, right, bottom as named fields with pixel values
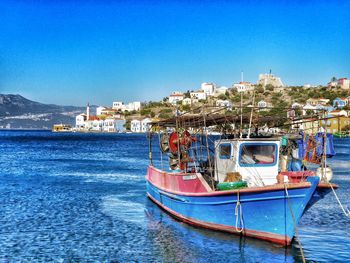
left=0, top=94, right=87, bottom=129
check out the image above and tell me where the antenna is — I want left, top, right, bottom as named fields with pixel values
left=241, top=71, right=244, bottom=82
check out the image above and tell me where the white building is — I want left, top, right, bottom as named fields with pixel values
left=96, top=106, right=106, bottom=116
left=201, top=82, right=216, bottom=96
left=112, top=102, right=124, bottom=110
left=216, top=99, right=232, bottom=107
left=76, top=114, right=87, bottom=129
left=257, top=100, right=268, bottom=108
left=215, top=86, right=228, bottom=95
left=168, top=92, right=184, bottom=105
left=182, top=98, right=192, bottom=105
left=131, top=120, right=141, bottom=133
left=302, top=104, right=317, bottom=115
left=190, top=91, right=207, bottom=101
left=233, top=82, right=254, bottom=93
left=103, top=118, right=126, bottom=133
left=141, top=118, right=152, bottom=132
left=130, top=118, right=152, bottom=133
left=112, top=101, right=141, bottom=112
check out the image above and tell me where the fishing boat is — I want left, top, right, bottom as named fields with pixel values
left=145, top=108, right=340, bottom=246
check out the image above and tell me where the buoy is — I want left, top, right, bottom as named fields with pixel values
left=316, top=166, right=333, bottom=182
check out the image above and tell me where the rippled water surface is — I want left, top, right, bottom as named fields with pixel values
left=0, top=131, right=349, bottom=262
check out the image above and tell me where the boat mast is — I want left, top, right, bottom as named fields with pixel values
left=148, top=130, right=153, bottom=166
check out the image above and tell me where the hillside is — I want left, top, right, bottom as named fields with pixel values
left=0, top=94, right=88, bottom=129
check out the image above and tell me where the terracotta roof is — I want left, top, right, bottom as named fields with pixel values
left=88, top=116, right=100, bottom=121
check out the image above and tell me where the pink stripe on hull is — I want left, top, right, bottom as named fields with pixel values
left=147, top=193, right=291, bottom=246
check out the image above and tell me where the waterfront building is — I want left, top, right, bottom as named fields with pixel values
left=76, top=114, right=87, bottom=129
left=130, top=118, right=152, bottom=133
left=103, top=118, right=126, bottom=133
left=258, top=73, right=284, bottom=87
left=141, top=118, right=152, bottom=132
left=168, top=92, right=184, bottom=105
left=322, top=115, right=350, bottom=134
left=131, top=119, right=141, bottom=133
left=201, top=82, right=216, bottom=96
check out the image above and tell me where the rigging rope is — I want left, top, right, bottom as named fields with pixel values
left=284, top=184, right=306, bottom=263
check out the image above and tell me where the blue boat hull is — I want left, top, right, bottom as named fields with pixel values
left=146, top=176, right=320, bottom=245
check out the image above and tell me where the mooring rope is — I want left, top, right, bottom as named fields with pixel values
left=284, top=184, right=306, bottom=263
left=328, top=182, right=350, bottom=217
left=235, top=191, right=244, bottom=233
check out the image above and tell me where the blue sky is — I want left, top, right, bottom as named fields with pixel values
left=0, top=0, right=349, bottom=106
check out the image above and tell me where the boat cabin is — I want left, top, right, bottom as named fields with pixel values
left=214, top=138, right=281, bottom=187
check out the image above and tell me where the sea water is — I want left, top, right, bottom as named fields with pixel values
left=0, top=131, right=349, bottom=262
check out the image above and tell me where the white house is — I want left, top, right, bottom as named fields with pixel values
left=216, top=99, right=232, bottom=107
left=233, top=82, right=254, bottom=93
left=201, top=82, right=216, bottom=96
left=302, top=104, right=317, bottom=115
left=112, top=102, right=124, bottom=110
left=190, top=91, right=207, bottom=101
left=76, top=114, right=87, bottom=129
left=168, top=92, right=184, bottom=105
left=141, top=118, right=152, bottom=132
left=96, top=106, right=106, bottom=116
left=131, top=119, right=141, bottom=133
left=103, top=118, right=126, bottom=133
left=257, top=100, right=268, bottom=108
left=182, top=98, right=192, bottom=105
left=112, top=101, right=141, bottom=112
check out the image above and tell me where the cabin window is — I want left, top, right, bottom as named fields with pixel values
left=239, top=143, right=277, bottom=166
left=219, top=143, right=231, bottom=159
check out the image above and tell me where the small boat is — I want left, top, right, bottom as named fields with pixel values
left=145, top=109, right=339, bottom=246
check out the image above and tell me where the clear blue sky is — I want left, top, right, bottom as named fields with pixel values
left=0, top=0, right=349, bottom=106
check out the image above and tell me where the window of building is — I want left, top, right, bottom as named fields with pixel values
left=219, top=143, right=231, bottom=159
left=239, top=143, right=277, bottom=166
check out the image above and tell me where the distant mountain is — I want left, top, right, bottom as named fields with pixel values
left=0, top=94, right=90, bottom=129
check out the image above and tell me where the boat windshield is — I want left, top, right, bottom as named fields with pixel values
left=239, top=143, right=276, bottom=165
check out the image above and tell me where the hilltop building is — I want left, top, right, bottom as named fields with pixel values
left=215, top=86, right=229, bottom=95
left=168, top=92, right=184, bottom=105
left=258, top=73, right=284, bottom=87
left=233, top=82, right=254, bottom=93
left=201, top=82, right=216, bottom=96
left=112, top=101, right=141, bottom=112
left=338, top=78, right=350, bottom=90
left=190, top=91, right=206, bottom=101
left=327, top=77, right=350, bottom=90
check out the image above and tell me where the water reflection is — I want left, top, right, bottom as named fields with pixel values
left=144, top=199, right=305, bottom=263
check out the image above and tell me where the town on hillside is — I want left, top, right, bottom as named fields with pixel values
left=54, top=73, right=350, bottom=135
